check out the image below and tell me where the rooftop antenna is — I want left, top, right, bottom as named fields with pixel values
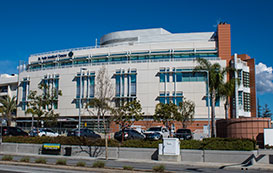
left=95, top=38, right=98, bottom=48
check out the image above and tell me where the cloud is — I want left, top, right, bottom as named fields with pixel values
left=256, top=62, right=273, bottom=94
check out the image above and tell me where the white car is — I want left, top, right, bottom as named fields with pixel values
left=144, top=126, right=169, bottom=139
left=38, top=128, right=59, bottom=137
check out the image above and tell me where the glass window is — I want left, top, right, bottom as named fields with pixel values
left=76, top=78, right=80, bottom=98
left=131, top=74, right=136, bottom=96
left=116, top=75, right=120, bottom=97
left=89, top=76, right=95, bottom=98
left=160, top=73, right=165, bottom=82
left=176, top=73, right=182, bottom=82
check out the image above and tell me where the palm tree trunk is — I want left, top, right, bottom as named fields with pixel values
left=211, top=90, right=216, bottom=137
left=224, top=97, right=229, bottom=119
left=7, top=113, right=11, bottom=127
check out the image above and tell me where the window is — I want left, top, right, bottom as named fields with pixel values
left=42, top=74, right=60, bottom=109
left=89, top=75, right=95, bottom=98
left=160, top=73, right=165, bottom=82
left=243, top=72, right=250, bottom=88
left=76, top=78, right=80, bottom=98
left=21, top=78, right=29, bottom=111
left=206, top=96, right=220, bottom=107
left=244, top=93, right=250, bottom=112
left=115, top=75, right=120, bottom=97
left=238, top=91, right=243, bottom=106
left=159, top=92, right=183, bottom=105
left=131, top=74, right=136, bottom=96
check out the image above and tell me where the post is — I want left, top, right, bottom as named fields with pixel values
left=78, top=68, right=87, bottom=136
left=206, top=71, right=211, bottom=138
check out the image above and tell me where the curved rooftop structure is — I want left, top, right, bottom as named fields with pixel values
left=100, top=28, right=214, bottom=47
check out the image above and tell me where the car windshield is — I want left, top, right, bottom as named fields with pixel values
left=147, top=127, right=161, bottom=131
left=177, top=129, right=191, bottom=133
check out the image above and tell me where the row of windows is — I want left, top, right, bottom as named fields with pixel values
left=243, top=93, right=251, bottom=112
left=28, top=53, right=218, bottom=71
left=115, top=70, right=137, bottom=97
left=160, top=71, right=206, bottom=83
left=243, top=72, right=250, bottom=88
left=159, top=92, right=183, bottom=106
left=76, top=73, right=95, bottom=99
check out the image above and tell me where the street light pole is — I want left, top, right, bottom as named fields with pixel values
left=78, top=68, right=87, bottom=137
left=206, top=71, right=211, bottom=138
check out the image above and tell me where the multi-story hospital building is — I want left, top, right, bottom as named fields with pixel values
left=16, top=23, right=256, bottom=133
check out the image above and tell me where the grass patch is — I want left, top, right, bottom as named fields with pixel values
left=123, top=166, right=133, bottom=170
left=76, top=161, right=86, bottom=167
left=56, top=159, right=67, bottom=165
left=92, top=161, right=105, bottom=168
left=20, top=156, right=30, bottom=162
left=35, top=158, right=47, bottom=164
left=153, top=164, right=165, bottom=172
left=2, top=155, right=13, bottom=161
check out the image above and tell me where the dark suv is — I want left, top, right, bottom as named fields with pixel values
left=67, top=128, right=101, bottom=139
left=174, top=129, right=192, bottom=140
left=2, top=127, right=28, bottom=136
left=114, top=129, right=145, bottom=141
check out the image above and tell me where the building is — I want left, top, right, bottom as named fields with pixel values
left=0, top=74, right=18, bottom=126
left=16, top=23, right=256, bottom=135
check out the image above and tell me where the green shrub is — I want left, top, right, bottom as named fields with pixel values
left=123, top=166, right=133, bottom=170
left=35, top=158, right=47, bottom=164
left=153, top=164, right=165, bottom=172
left=2, top=155, right=13, bottom=161
left=56, top=159, right=67, bottom=165
left=20, top=156, right=30, bottom=162
left=76, top=161, right=86, bottom=167
left=92, top=161, right=105, bottom=168
left=2, top=136, right=256, bottom=151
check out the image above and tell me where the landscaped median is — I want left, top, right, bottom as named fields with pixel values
left=3, top=136, right=256, bottom=151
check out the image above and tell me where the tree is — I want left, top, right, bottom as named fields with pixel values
left=86, top=66, right=113, bottom=160
left=153, top=102, right=179, bottom=137
left=111, top=100, right=144, bottom=142
left=218, top=77, right=238, bottom=119
left=262, top=104, right=272, bottom=118
left=177, top=98, right=195, bottom=128
left=194, top=58, right=228, bottom=137
left=0, top=95, right=17, bottom=126
left=26, top=83, right=62, bottom=128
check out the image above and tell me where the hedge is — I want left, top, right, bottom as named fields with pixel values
left=2, top=136, right=256, bottom=151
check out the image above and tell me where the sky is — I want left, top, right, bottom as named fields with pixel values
left=0, top=0, right=273, bottom=112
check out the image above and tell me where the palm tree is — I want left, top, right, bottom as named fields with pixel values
left=219, top=78, right=237, bottom=119
left=0, top=95, right=17, bottom=126
left=194, top=58, right=227, bottom=137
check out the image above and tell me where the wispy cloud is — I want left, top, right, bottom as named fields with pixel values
left=256, top=62, right=273, bottom=94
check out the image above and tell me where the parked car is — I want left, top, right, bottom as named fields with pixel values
left=2, top=127, right=28, bottom=136
left=37, top=128, right=59, bottom=137
left=114, top=129, right=145, bottom=141
left=67, top=128, right=101, bottom=139
left=145, top=132, right=162, bottom=140
left=144, top=126, right=169, bottom=139
left=28, top=128, right=39, bottom=137
left=174, top=128, right=193, bottom=140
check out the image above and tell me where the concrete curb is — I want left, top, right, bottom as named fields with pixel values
left=1, top=152, right=273, bottom=172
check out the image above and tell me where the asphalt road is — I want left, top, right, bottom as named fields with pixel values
left=0, top=155, right=271, bottom=173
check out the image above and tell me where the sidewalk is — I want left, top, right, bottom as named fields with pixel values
left=0, top=151, right=272, bottom=172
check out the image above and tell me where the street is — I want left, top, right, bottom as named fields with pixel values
left=0, top=155, right=271, bottom=173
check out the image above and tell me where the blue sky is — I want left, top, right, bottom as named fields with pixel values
left=1, top=0, right=273, bottom=112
